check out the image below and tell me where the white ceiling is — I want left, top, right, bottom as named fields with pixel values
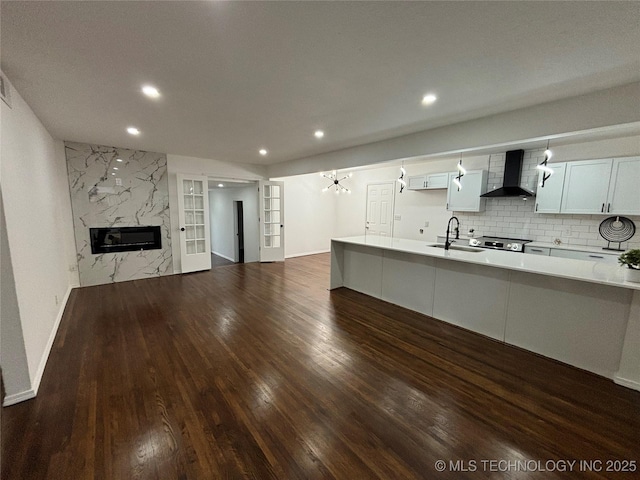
left=2, top=1, right=639, bottom=167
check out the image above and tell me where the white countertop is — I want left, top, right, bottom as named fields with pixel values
left=332, top=235, right=640, bottom=291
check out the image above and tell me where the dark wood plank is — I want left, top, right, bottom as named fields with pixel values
left=2, top=253, right=639, bottom=479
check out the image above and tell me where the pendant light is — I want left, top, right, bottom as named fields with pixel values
left=537, top=141, right=554, bottom=188
left=453, top=154, right=466, bottom=191
left=397, top=162, right=406, bottom=193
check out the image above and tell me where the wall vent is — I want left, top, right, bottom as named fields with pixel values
left=0, top=72, right=12, bottom=108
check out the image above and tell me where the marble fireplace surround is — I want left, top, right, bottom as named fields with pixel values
left=65, top=142, right=173, bottom=286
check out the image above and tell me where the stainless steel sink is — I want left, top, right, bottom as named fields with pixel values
left=428, top=243, right=483, bottom=253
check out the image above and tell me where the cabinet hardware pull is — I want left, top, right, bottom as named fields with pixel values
left=531, top=249, right=543, bottom=252
left=601, top=203, right=605, bottom=212
left=535, top=203, right=538, bottom=212
left=588, top=255, right=604, bottom=259
left=607, top=203, right=611, bottom=212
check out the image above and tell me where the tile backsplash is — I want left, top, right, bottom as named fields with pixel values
left=455, top=148, right=640, bottom=250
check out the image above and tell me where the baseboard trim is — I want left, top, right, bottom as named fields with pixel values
left=3, top=389, right=36, bottom=407
left=285, top=249, right=330, bottom=259
left=212, top=251, right=235, bottom=262
left=614, top=374, right=640, bottom=392
left=32, top=285, right=73, bottom=395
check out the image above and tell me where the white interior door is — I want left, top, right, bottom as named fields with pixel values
left=177, top=174, right=212, bottom=273
left=366, top=182, right=395, bottom=236
left=259, top=180, right=285, bottom=262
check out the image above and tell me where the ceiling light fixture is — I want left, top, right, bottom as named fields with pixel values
left=113, top=167, right=119, bottom=170
left=453, top=154, right=465, bottom=191
left=314, top=130, right=324, bottom=139
left=422, top=93, right=437, bottom=106
left=321, top=170, right=351, bottom=194
left=259, top=149, right=268, bottom=156
left=218, top=183, right=224, bottom=188
left=398, top=163, right=407, bottom=193
left=116, top=158, right=123, bottom=162
left=537, top=140, right=554, bottom=188
left=141, top=85, right=160, bottom=98
left=127, top=127, right=140, bottom=135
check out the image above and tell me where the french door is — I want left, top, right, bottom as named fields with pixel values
left=259, top=180, right=285, bottom=262
left=177, top=174, right=212, bottom=273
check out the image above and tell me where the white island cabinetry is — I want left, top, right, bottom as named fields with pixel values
left=331, top=236, right=640, bottom=391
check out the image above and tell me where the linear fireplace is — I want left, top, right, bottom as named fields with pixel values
left=89, top=226, right=162, bottom=254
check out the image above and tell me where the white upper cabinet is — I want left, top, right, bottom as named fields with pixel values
left=425, top=172, right=450, bottom=189
left=535, top=163, right=566, bottom=214
left=560, top=157, right=640, bottom=215
left=407, top=175, right=428, bottom=190
left=407, top=172, right=450, bottom=190
left=560, top=159, right=614, bottom=214
left=446, top=170, right=487, bottom=212
left=607, top=157, right=640, bottom=215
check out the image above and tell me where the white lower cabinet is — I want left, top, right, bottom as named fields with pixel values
left=524, top=246, right=550, bottom=256
left=549, top=248, right=619, bottom=264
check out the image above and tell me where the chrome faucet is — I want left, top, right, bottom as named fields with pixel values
left=445, top=216, right=460, bottom=251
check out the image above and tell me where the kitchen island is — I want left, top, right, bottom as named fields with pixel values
left=330, top=235, right=640, bottom=391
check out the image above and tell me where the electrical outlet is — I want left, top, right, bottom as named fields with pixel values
left=424, top=221, right=429, bottom=227
left=394, top=214, right=401, bottom=221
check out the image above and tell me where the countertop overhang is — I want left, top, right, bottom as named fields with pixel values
left=331, top=235, right=639, bottom=291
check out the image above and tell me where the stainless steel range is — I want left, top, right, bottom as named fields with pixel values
left=468, top=236, right=532, bottom=252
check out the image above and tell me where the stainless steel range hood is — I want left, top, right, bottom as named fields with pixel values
left=481, top=149, right=534, bottom=198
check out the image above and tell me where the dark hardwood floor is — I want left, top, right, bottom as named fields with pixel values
left=2, top=253, right=639, bottom=479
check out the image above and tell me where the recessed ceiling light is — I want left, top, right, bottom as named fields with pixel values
left=142, top=85, right=160, bottom=98
left=422, top=93, right=437, bottom=106
left=314, top=130, right=324, bottom=139
left=218, top=183, right=224, bottom=188
left=116, top=158, right=123, bottom=162
left=127, top=127, right=140, bottom=135
left=113, top=167, right=119, bottom=170
left=111, top=173, right=116, bottom=176
left=259, top=149, right=268, bottom=156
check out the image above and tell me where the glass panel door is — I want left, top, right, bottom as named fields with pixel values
left=259, top=181, right=285, bottom=262
left=177, top=174, right=212, bottom=273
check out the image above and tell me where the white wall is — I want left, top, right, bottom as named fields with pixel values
left=209, top=185, right=260, bottom=263
left=1, top=77, right=78, bottom=403
left=274, top=173, right=339, bottom=257
left=0, top=190, right=31, bottom=398
left=275, top=160, right=456, bottom=257
left=167, top=154, right=266, bottom=272
left=276, top=136, right=640, bottom=257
